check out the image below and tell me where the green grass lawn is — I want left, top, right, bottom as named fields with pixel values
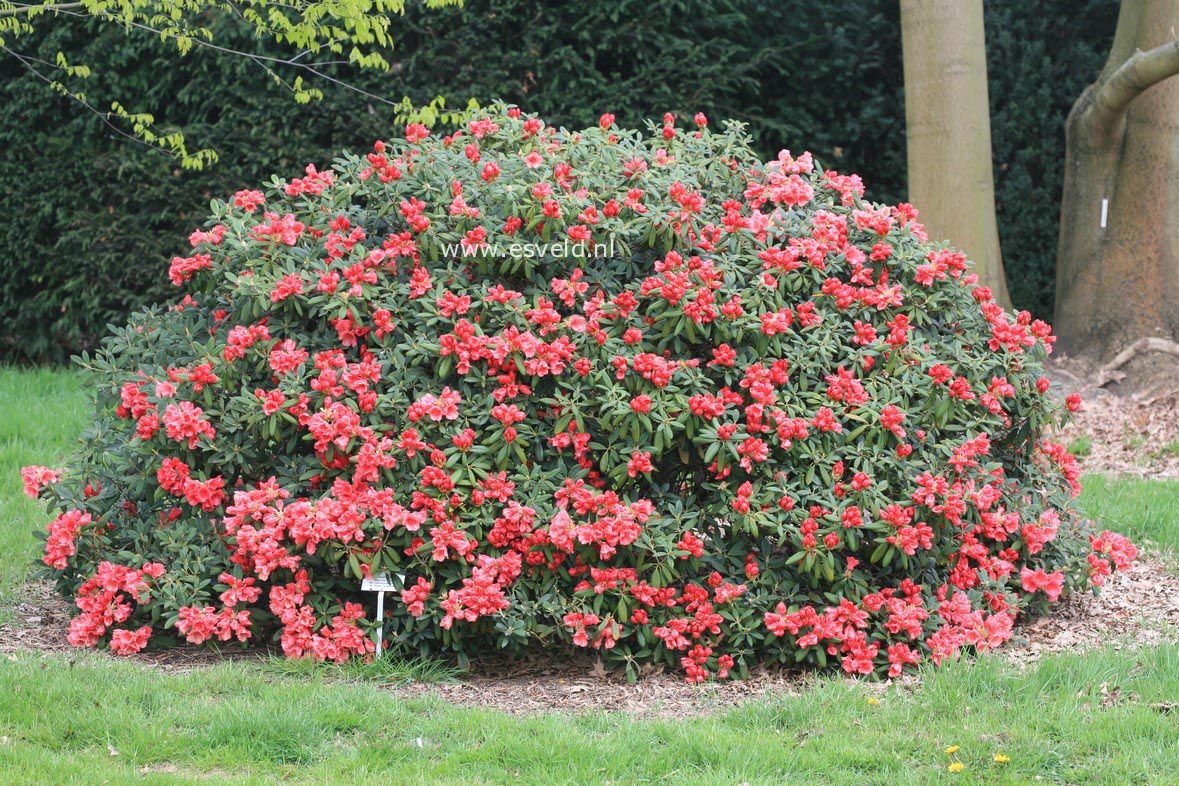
left=1, top=368, right=1177, bottom=785
left=1, top=645, right=1176, bottom=786
left=0, top=368, right=87, bottom=615
left=1077, top=474, right=1179, bottom=557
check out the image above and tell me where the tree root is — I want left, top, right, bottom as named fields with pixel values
left=1096, top=337, right=1179, bottom=386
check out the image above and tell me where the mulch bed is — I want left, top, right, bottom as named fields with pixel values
left=1054, top=388, right=1179, bottom=479
left=1002, top=556, right=1179, bottom=665
left=386, top=556, right=1179, bottom=717
left=1047, top=359, right=1179, bottom=480
left=3, top=554, right=1176, bottom=718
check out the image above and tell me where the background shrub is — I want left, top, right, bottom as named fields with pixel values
left=26, top=110, right=1134, bottom=680
left=0, top=0, right=1118, bottom=362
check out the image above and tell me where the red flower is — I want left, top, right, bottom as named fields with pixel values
left=162, top=401, right=216, bottom=449
left=1019, top=567, right=1064, bottom=602
left=405, top=123, right=430, bottom=143
left=627, top=451, right=654, bottom=478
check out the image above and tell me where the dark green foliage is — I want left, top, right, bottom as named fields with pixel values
left=0, top=17, right=391, bottom=363
left=984, top=0, right=1119, bottom=318
left=0, top=0, right=1116, bottom=361
left=390, top=0, right=907, bottom=201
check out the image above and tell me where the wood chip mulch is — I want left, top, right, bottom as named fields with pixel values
left=1002, top=556, right=1179, bottom=666
left=389, top=651, right=816, bottom=718
left=1057, top=389, right=1179, bottom=479
left=1047, top=362, right=1179, bottom=479
left=3, top=554, right=1176, bottom=718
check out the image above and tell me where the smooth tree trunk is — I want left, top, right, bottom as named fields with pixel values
left=1055, top=0, right=1179, bottom=358
left=901, top=0, right=1012, bottom=309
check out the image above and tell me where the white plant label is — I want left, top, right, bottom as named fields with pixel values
left=361, top=572, right=403, bottom=592
left=361, top=572, right=405, bottom=655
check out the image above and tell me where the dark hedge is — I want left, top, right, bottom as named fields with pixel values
left=0, top=0, right=1116, bottom=362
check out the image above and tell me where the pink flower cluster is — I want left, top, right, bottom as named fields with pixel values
left=20, top=465, right=60, bottom=499
left=67, top=561, right=164, bottom=654
left=268, top=570, right=374, bottom=661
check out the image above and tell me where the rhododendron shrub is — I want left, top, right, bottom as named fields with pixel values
left=29, top=107, right=1135, bottom=678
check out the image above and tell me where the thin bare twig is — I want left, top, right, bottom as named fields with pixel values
left=0, top=43, right=164, bottom=152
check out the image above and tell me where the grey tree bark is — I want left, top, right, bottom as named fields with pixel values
left=901, top=0, right=1012, bottom=309
left=1054, top=0, right=1179, bottom=359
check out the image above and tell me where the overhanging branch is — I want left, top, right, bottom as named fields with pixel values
left=0, top=2, right=83, bottom=18
left=1088, top=39, right=1179, bottom=148
left=47, top=4, right=412, bottom=110
left=0, top=43, right=166, bottom=152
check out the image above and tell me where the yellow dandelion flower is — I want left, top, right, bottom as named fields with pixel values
left=944, top=745, right=960, bottom=754
left=994, top=753, right=1011, bottom=764
left=948, top=762, right=965, bottom=773
left=867, top=697, right=880, bottom=706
